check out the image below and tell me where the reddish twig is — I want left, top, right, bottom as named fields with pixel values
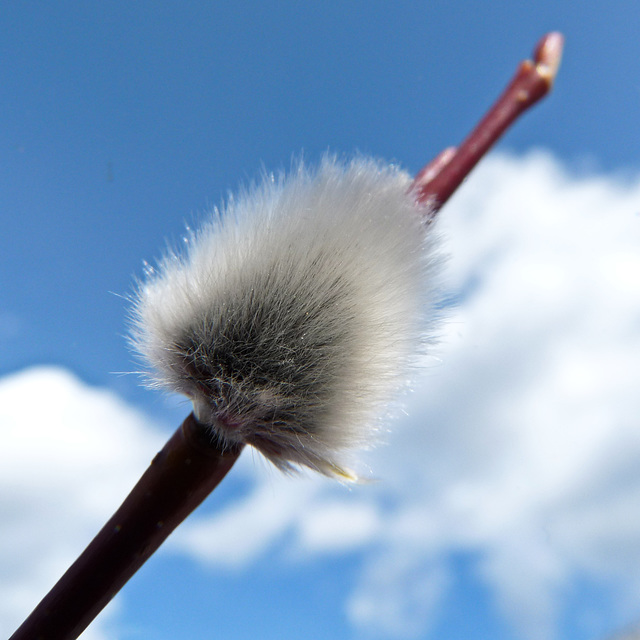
left=411, top=32, right=564, bottom=216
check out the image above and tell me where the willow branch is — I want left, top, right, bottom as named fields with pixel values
left=411, top=32, right=564, bottom=217
left=10, top=414, right=243, bottom=640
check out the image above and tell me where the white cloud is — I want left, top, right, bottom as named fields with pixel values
left=0, top=367, right=165, bottom=639
left=3, top=152, right=640, bottom=640
left=296, top=499, right=382, bottom=552
left=167, top=152, right=640, bottom=639
left=167, top=467, right=324, bottom=567
left=347, top=552, right=449, bottom=639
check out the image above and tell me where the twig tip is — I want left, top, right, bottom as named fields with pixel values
left=534, top=32, right=564, bottom=87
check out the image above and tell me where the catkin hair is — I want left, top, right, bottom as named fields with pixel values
left=130, top=155, right=442, bottom=477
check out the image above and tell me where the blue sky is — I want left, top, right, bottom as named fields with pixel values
left=2, top=2, right=640, bottom=640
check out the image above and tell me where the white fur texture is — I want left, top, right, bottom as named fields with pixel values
left=131, top=156, right=442, bottom=477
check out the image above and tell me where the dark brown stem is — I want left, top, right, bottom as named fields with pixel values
left=9, top=413, right=243, bottom=640
left=411, top=32, right=564, bottom=216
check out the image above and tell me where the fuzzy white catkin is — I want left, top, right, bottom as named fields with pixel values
left=131, top=156, right=442, bottom=478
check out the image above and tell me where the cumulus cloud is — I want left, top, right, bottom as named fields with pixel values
left=168, top=152, right=640, bottom=639
left=0, top=367, right=164, bottom=639
left=168, top=468, right=324, bottom=567
left=2, top=152, right=640, bottom=640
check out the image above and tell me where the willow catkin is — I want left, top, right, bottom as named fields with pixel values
left=130, top=156, right=442, bottom=478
